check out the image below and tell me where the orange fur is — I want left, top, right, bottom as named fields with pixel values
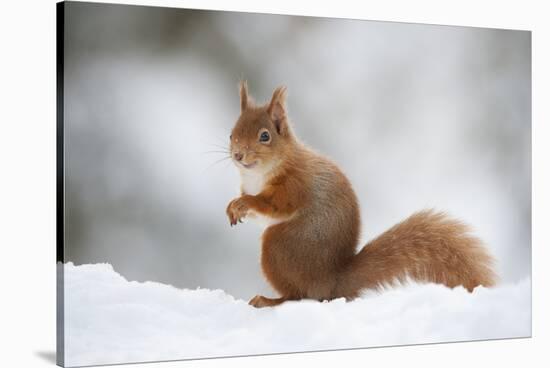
left=226, top=81, right=497, bottom=308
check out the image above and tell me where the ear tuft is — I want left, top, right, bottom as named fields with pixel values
left=268, top=86, right=288, bottom=134
left=239, top=80, right=249, bottom=112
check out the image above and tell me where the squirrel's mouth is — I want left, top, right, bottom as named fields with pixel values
left=239, top=161, right=258, bottom=169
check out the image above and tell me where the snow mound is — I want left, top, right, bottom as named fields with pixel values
left=62, top=262, right=531, bottom=367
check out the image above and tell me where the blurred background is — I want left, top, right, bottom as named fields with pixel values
left=63, top=2, right=531, bottom=299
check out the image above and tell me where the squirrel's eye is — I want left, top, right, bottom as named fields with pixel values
left=259, top=131, right=270, bottom=143
left=230, top=134, right=232, bottom=140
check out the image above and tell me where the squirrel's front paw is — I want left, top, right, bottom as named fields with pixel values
left=226, top=197, right=249, bottom=226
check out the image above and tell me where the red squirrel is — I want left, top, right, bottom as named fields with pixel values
left=226, top=81, right=497, bottom=308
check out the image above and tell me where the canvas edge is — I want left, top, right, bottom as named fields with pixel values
left=56, top=1, right=66, bottom=367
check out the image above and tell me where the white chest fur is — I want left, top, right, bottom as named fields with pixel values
left=239, top=170, right=283, bottom=228
left=240, top=170, right=266, bottom=196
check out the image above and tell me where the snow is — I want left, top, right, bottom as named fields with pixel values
left=62, top=262, right=531, bottom=367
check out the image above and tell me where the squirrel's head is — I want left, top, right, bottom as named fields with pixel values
left=229, top=81, right=294, bottom=174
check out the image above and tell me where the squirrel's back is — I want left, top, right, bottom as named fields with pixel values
left=259, top=146, right=361, bottom=300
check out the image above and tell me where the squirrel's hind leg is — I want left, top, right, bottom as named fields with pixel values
left=248, top=295, right=298, bottom=308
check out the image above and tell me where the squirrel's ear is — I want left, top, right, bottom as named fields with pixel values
left=239, top=80, right=250, bottom=112
left=267, top=86, right=288, bottom=135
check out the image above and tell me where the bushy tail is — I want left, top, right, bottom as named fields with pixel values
left=338, top=209, right=497, bottom=299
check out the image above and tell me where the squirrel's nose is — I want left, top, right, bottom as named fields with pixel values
left=234, top=152, right=243, bottom=161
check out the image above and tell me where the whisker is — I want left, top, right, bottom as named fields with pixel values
left=201, top=150, right=231, bottom=155
left=208, top=142, right=229, bottom=148
left=222, top=160, right=232, bottom=170
left=202, top=156, right=232, bottom=173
